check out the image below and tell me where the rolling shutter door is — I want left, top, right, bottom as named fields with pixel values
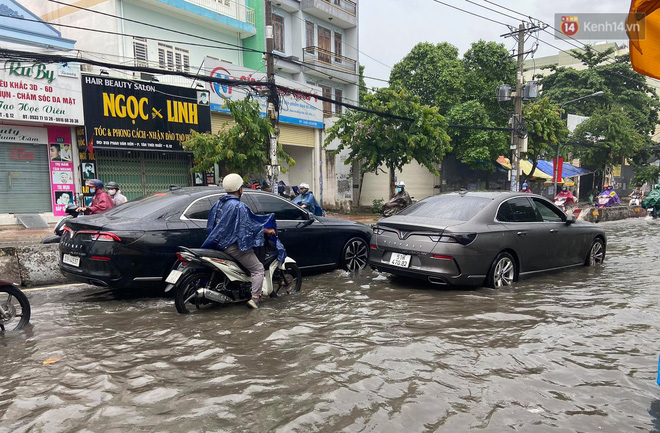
left=211, top=114, right=316, bottom=148
left=0, top=143, right=51, bottom=213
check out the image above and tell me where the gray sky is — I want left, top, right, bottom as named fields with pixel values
left=359, top=0, right=628, bottom=88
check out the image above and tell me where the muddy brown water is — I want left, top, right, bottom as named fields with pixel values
left=1, top=218, right=659, bottom=432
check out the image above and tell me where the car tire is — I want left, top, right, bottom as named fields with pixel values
left=174, top=270, right=213, bottom=314
left=584, top=238, right=605, bottom=266
left=486, top=252, right=517, bottom=289
left=341, top=237, right=369, bottom=271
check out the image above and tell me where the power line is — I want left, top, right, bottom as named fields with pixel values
left=430, top=0, right=515, bottom=27
left=461, top=0, right=522, bottom=23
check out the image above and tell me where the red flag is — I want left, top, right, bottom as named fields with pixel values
left=87, top=134, right=94, bottom=157
left=553, top=157, right=564, bottom=182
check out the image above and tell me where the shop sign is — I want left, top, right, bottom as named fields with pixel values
left=0, top=61, right=84, bottom=125
left=82, top=75, right=212, bottom=151
left=48, top=126, right=75, bottom=216
left=0, top=125, right=47, bottom=144
left=204, top=58, right=324, bottom=129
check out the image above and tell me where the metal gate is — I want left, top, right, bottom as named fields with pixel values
left=0, top=143, right=51, bottom=213
left=95, top=150, right=192, bottom=200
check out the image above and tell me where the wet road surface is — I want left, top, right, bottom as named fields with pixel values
left=1, top=218, right=659, bottom=432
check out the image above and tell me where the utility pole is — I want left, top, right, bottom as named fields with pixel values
left=264, top=0, right=280, bottom=194
left=511, top=23, right=525, bottom=193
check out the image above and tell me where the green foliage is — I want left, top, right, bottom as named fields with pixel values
left=389, top=42, right=464, bottom=114
left=182, top=97, right=294, bottom=176
left=523, top=98, right=569, bottom=159
left=371, top=198, right=384, bottom=214
left=632, top=165, right=660, bottom=186
left=324, top=87, right=451, bottom=182
left=358, top=64, right=367, bottom=105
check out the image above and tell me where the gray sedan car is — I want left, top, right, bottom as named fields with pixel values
left=369, top=191, right=606, bottom=288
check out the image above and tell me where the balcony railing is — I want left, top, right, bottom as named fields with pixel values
left=184, top=0, right=255, bottom=25
left=321, top=0, right=356, bottom=16
left=302, top=46, right=356, bottom=73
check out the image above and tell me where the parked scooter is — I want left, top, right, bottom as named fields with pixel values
left=41, top=204, right=80, bottom=244
left=0, top=279, right=30, bottom=331
left=165, top=244, right=302, bottom=314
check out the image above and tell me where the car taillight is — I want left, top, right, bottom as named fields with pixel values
left=429, top=233, right=477, bottom=246
left=62, top=226, right=72, bottom=234
left=91, top=232, right=122, bottom=242
left=370, top=244, right=377, bottom=249
left=432, top=254, right=454, bottom=260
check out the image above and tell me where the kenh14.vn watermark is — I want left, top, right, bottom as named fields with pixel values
left=554, top=14, right=645, bottom=40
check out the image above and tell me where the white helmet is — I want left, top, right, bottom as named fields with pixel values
left=222, top=173, right=244, bottom=193
left=299, top=183, right=310, bottom=189
left=396, top=181, right=405, bottom=187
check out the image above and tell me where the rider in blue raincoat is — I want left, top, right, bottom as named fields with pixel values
left=293, top=183, right=323, bottom=216
left=202, top=173, right=286, bottom=309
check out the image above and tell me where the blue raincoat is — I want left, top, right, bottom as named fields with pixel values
left=293, top=191, right=323, bottom=216
left=202, top=195, right=286, bottom=262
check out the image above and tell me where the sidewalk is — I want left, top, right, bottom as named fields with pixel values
left=325, top=212, right=380, bottom=225
left=0, top=225, right=55, bottom=248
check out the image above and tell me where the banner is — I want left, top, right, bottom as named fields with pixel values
left=0, top=61, right=83, bottom=125
left=205, top=58, right=324, bottom=129
left=48, top=126, right=75, bottom=216
left=81, top=75, right=212, bottom=151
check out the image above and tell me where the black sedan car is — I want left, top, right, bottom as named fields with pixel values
left=59, top=187, right=372, bottom=289
left=369, top=191, right=606, bottom=288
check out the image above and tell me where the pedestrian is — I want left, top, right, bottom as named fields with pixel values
left=293, top=182, right=323, bottom=216
left=106, top=181, right=127, bottom=206
left=77, top=179, right=114, bottom=214
left=201, top=173, right=277, bottom=309
left=520, top=182, right=532, bottom=193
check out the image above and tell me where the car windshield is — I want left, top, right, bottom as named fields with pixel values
left=105, top=193, right=185, bottom=218
left=398, top=194, right=491, bottom=221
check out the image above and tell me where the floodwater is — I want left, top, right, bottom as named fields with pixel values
left=1, top=218, right=659, bottom=432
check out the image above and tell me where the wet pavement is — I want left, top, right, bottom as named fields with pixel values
left=1, top=218, right=659, bottom=432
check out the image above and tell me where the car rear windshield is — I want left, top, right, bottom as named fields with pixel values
left=105, top=193, right=185, bottom=218
left=398, top=195, right=491, bottom=221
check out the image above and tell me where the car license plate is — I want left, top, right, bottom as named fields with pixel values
left=165, top=269, right=183, bottom=284
left=389, top=252, right=411, bottom=268
left=62, top=254, right=80, bottom=267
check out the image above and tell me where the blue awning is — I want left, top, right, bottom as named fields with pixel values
left=536, top=160, right=592, bottom=178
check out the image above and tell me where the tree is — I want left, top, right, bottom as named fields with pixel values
left=389, top=42, right=464, bottom=114
left=521, top=98, right=569, bottom=184
left=324, top=87, right=451, bottom=199
left=182, top=97, right=294, bottom=177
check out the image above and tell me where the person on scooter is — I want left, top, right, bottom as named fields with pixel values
left=597, top=184, right=620, bottom=208
left=77, top=179, right=114, bottom=215
left=629, top=185, right=644, bottom=206
left=520, top=182, right=532, bottom=193
left=383, top=181, right=413, bottom=217
left=202, top=173, right=276, bottom=309
left=293, top=183, right=323, bottom=216
left=642, top=184, right=660, bottom=218
left=554, top=185, right=576, bottom=211
left=106, top=181, right=127, bottom=206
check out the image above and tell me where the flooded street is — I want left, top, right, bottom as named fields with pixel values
left=1, top=218, right=659, bottom=432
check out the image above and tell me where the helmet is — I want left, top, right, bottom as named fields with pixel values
left=299, top=183, right=310, bottom=190
left=522, top=182, right=528, bottom=188
left=655, top=184, right=660, bottom=190
left=106, top=181, right=119, bottom=190
left=603, top=184, right=609, bottom=189
left=396, top=181, right=405, bottom=187
left=86, top=179, right=103, bottom=189
left=222, top=173, right=244, bottom=193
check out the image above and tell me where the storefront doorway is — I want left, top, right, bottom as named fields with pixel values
left=0, top=142, right=51, bottom=213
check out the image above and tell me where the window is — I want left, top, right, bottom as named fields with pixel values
left=305, top=21, right=315, bottom=53
left=317, top=26, right=332, bottom=63
left=497, top=197, right=540, bottom=223
left=184, top=197, right=214, bottom=220
left=399, top=195, right=491, bottom=222
left=133, top=37, right=148, bottom=68
left=334, top=32, right=342, bottom=62
left=254, top=195, right=307, bottom=220
left=334, top=88, right=342, bottom=115
left=158, top=43, right=190, bottom=72
left=320, top=85, right=332, bottom=117
left=273, top=14, right=285, bottom=53
left=532, top=198, right=565, bottom=222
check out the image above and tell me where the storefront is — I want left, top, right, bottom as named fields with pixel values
left=81, top=75, right=212, bottom=200
left=206, top=58, right=323, bottom=190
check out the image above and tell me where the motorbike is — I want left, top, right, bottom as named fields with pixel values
left=165, top=243, right=302, bottom=314
left=0, top=279, right=31, bottom=331
left=41, top=204, right=80, bottom=244
left=554, top=196, right=568, bottom=212
left=597, top=194, right=619, bottom=209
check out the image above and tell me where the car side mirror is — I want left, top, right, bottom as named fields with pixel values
left=565, top=214, right=576, bottom=224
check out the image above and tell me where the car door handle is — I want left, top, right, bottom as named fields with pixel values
left=516, top=231, right=527, bottom=237
left=550, top=229, right=559, bottom=233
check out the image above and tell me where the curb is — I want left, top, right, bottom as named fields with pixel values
left=0, top=244, right=67, bottom=287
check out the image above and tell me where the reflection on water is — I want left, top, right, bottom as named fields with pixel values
left=1, top=218, right=659, bottom=432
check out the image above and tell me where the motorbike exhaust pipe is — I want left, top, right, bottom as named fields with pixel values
left=198, top=288, right=233, bottom=304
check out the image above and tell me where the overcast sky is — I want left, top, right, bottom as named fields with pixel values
left=358, top=0, right=629, bottom=88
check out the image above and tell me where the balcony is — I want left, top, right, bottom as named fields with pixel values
left=301, top=0, right=357, bottom=29
left=144, top=0, right=257, bottom=38
left=302, top=46, right=357, bottom=83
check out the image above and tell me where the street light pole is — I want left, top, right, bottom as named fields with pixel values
left=554, top=91, right=604, bottom=197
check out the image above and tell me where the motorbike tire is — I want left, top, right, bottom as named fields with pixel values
left=341, top=237, right=369, bottom=271
left=278, top=263, right=302, bottom=295
left=0, top=285, right=31, bottom=331
left=174, top=270, right=213, bottom=314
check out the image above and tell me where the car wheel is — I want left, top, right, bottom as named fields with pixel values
left=486, top=252, right=517, bottom=289
left=585, top=238, right=605, bottom=266
left=341, top=237, right=369, bottom=271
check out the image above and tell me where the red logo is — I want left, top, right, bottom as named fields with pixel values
left=561, top=16, right=579, bottom=37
